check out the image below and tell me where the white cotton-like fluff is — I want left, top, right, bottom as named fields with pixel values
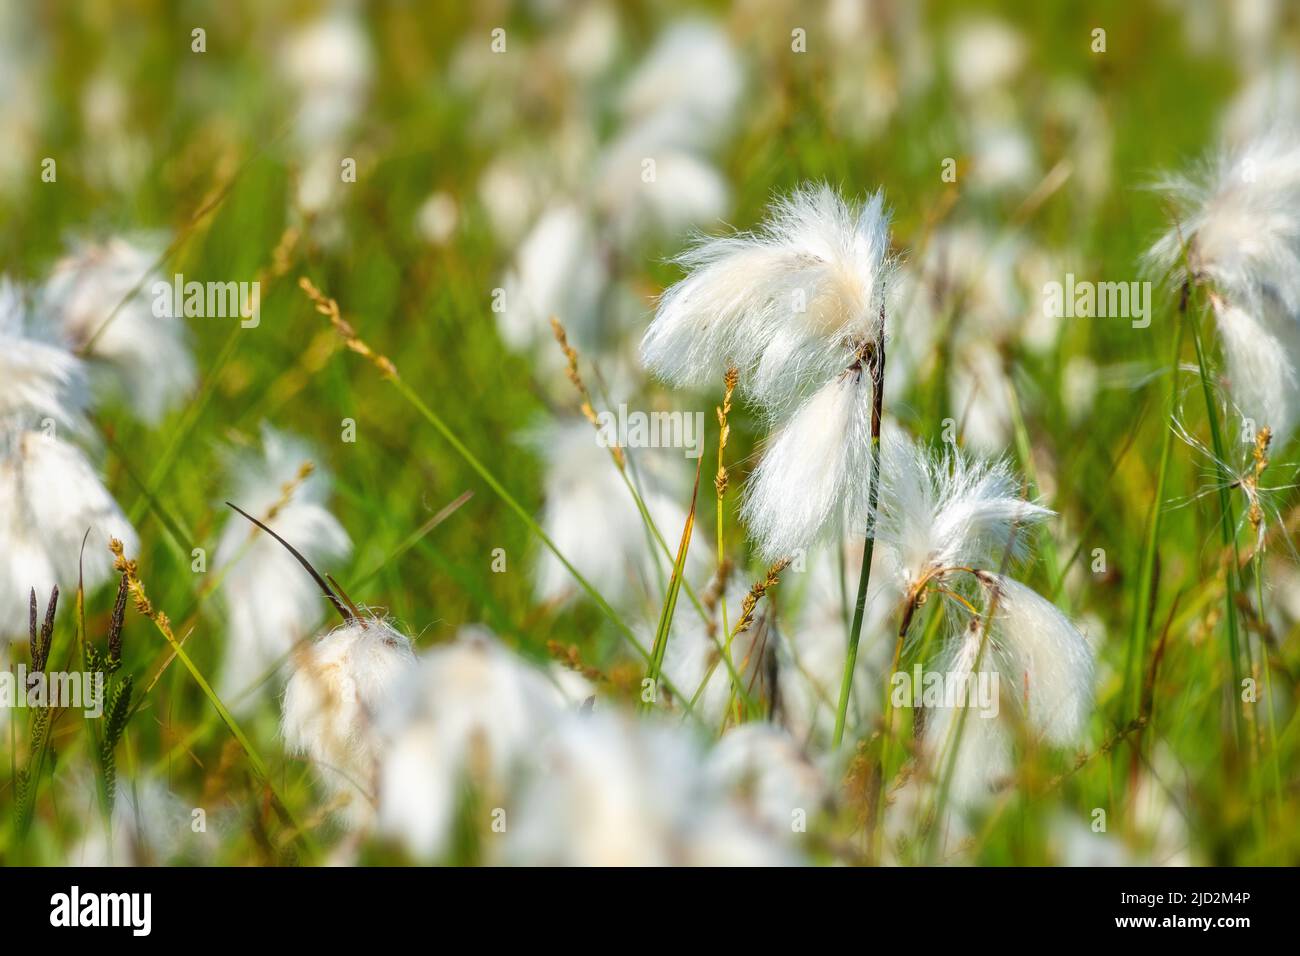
left=948, top=340, right=1015, bottom=456
left=618, top=19, right=743, bottom=151
left=531, top=419, right=704, bottom=610
left=1149, top=133, right=1300, bottom=441
left=705, top=723, right=827, bottom=838
left=42, top=237, right=195, bottom=424
left=374, top=629, right=565, bottom=862
left=499, top=710, right=795, bottom=866
left=498, top=203, right=608, bottom=362
left=281, top=10, right=372, bottom=151
left=214, top=427, right=351, bottom=700
left=642, top=184, right=896, bottom=415
left=875, top=430, right=1051, bottom=592
left=741, top=370, right=874, bottom=562
left=661, top=582, right=778, bottom=726
left=919, top=623, right=1011, bottom=808
left=968, top=117, right=1037, bottom=194
left=1212, top=299, right=1300, bottom=444
left=980, top=573, right=1093, bottom=747
left=0, top=278, right=88, bottom=434
left=593, top=114, right=730, bottom=248
left=1149, top=132, right=1300, bottom=317
left=282, top=617, right=417, bottom=823
left=0, top=431, right=138, bottom=636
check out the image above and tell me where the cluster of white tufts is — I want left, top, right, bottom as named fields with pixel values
left=873, top=432, right=1093, bottom=805
left=0, top=249, right=173, bottom=636
left=1149, top=132, right=1300, bottom=446
left=490, top=16, right=745, bottom=390
left=276, top=619, right=814, bottom=865
left=644, top=184, right=897, bottom=563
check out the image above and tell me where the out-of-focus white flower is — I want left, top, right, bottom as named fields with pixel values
left=593, top=116, right=729, bottom=248
left=643, top=185, right=896, bottom=416
left=415, top=191, right=459, bottom=246
left=0, top=278, right=88, bottom=435
left=706, top=723, right=827, bottom=839
left=42, top=238, right=195, bottom=424
left=741, top=369, right=875, bottom=561
left=1223, top=56, right=1300, bottom=147
left=948, top=341, right=1015, bottom=456
left=968, top=118, right=1037, bottom=194
left=281, top=10, right=372, bottom=151
left=214, top=427, right=351, bottom=699
left=375, top=628, right=565, bottom=861
left=1150, top=132, right=1300, bottom=313
left=282, top=616, right=417, bottom=824
left=562, top=1, right=621, bottom=81
left=498, top=204, right=608, bottom=362
left=947, top=17, right=1024, bottom=99
left=500, top=709, right=796, bottom=865
left=0, top=431, right=138, bottom=635
left=478, top=157, right=544, bottom=245
left=619, top=19, right=744, bottom=151
left=1149, top=132, right=1300, bottom=442
left=1061, top=356, right=1100, bottom=425
left=1213, top=300, right=1300, bottom=444
left=70, top=775, right=217, bottom=866
left=531, top=419, right=702, bottom=610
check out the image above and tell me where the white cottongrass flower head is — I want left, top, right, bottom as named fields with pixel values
left=642, top=184, right=896, bottom=415
left=282, top=615, right=417, bottom=824
left=375, top=628, right=566, bottom=862
left=499, top=708, right=796, bottom=866
left=869, top=432, right=1092, bottom=803
left=42, top=237, right=195, bottom=424
left=874, top=428, right=1051, bottom=601
left=214, top=427, right=351, bottom=699
left=0, top=430, right=138, bottom=635
left=1149, top=132, right=1300, bottom=444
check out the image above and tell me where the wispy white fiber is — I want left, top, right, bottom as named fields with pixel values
left=281, top=617, right=417, bottom=824
left=642, top=184, right=896, bottom=415
left=740, top=369, right=875, bottom=561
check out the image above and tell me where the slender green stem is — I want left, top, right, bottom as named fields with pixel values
left=832, top=329, right=886, bottom=750
left=1188, top=316, right=1245, bottom=745
left=1125, top=305, right=1185, bottom=720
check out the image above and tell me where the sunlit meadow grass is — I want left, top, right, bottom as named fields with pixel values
left=1, top=0, right=1297, bottom=865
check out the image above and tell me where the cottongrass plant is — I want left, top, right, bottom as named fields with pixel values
left=1149, top=131, right=1300, bottom=446
left=1149, top=130, right=1300, bottom=759
left=641, top=184, right=897, bottom=747
left=874, top=431, right=1093, bottom=808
